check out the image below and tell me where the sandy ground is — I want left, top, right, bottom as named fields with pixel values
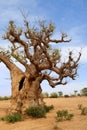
left=0, top=97, right=87, bottom=130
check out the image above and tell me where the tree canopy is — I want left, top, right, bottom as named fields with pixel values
left=0, top=19, right=81, bottom=88
left=81, top=88, right=87, bottom=96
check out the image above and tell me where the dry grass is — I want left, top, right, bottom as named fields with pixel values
left=0, top=97, right=87, bottom=130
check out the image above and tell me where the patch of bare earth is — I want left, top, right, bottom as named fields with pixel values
left=0, top=97, right=87, bottom=130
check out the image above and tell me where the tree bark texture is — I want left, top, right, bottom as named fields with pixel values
left=10, top=69, right=44, bottom=114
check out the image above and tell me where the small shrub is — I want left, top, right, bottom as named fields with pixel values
left=26, top=106, right=46, bottom=118
left=78, top=104, right=87, bottom=115
left=53, top=125, right=59, bottom=130
left=50, top=92, right=58, bottom=98
left=70, top=94, right=75, bottom=97
left=44, top=105, right=54, bottom=112
left=26, top=105, right=54, bottom=118
left=77, top=93, right=81, bottom=96
left=42, top=92, right=49, bottom=98
left=81, top=107, right=87, bottom=115
left=64, top=95, right=69, bottom=98
left=78, top=104, right=83, bottom=110
left=56, top=110, right=74, bottom=122
left=81, top=87, right=87, bottom=96
left=66, top=114, right=74, bottom=120
left=3, top=113, right=22, bottom=123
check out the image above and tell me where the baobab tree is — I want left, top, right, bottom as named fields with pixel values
left=0, top=19, right=81, bottom=114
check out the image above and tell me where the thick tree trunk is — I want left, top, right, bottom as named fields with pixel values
left=0, top=54, right=44, bottom=114
left=9, top=70, right=44, bottom=114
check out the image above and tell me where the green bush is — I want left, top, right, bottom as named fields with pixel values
left=64, top=95, right=69, bottom=98
left=56, top=110, right=74, bottom=122
left=0, top=105, right=54, bottom=123
left=44, top=105, right=54, bottom=112
left=3, top=113, right=22, bottom=123
left=50, top=92, right=58, bottom=98
left=77, top=94, right=81, bottom=96
left=65, top=114, right=74, bottom=120
left=42, top=92, right=49, bottom=98
left=26, top=106, right=46, bottom=118
left=81, top=87, right=87, bottom=96
left=26, top=105, right=54, bottom=118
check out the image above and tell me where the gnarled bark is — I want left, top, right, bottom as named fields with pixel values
left=0, top=54, right=44, bottom=114
left=10, top=73, right=44, bottom=114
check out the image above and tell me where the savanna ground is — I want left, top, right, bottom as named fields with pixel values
left=0, top=97, right=87, bottom=130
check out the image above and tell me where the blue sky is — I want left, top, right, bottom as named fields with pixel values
left=0, top=0, right=87, bottom=96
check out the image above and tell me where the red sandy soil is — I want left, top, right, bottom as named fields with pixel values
left=0, top=97, right=87, bottom=130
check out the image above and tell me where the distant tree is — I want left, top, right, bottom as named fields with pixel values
left=50, top=92, right=58, bottom=98
left=0, top=17, right=81, bottom=114
left=77, top=93, right=81, bottom=96
left=64, top=95, right=69, bottom=98
left=58, top=91, right=63, bottom=97
left=81, top=88, right=87, bottom=96
left=74, top=90, right=78, bottom=96
left=42, top=92, right=49, bottom=98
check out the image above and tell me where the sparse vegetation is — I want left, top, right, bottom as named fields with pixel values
left=26, top=106, right=46, bottom=118
left=81, top=107, right=87, bottom=115
left=81, top=88, right=87, bottom=96
left=0, top=97, right=87, bottom=129
left=77, top=93, right=81, bottom=96
left=0, top=104, right=54, bottom=123
left=56, top=110, right=74, bottom=122
left=0, top=96, right=11, bottom=100
left=58, top=91, right=63, bottom=97
left=2, top=113, right=22, bottom=123
left=50, top=92, right=58, bottom=98
left=64, top=95, right=69, bottom=98
left=44, top=105, right=54, bottom=112
left=74, top=90, right=78, bottom=96
left=26, top=105, right=54, bottom=118
left=78, top=104, right=87, bottom=115
left=42, top=92, right=49, bottom=98
left=78, top=104, right=83, bottom=110
left=70, top=94, right=75, bottom=97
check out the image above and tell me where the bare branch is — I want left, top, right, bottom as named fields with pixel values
left=2, top=18, right=81, bottom=87
left=0, top=53, right=19, bottom=71
left=50, top=32, right=71, bottom=43
left=49, top=38, right=71, bottom=43
left=42, top=73, right=67, bottom=88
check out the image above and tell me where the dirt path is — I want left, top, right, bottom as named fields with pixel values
left=0, top=97, right=87, bottom=130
